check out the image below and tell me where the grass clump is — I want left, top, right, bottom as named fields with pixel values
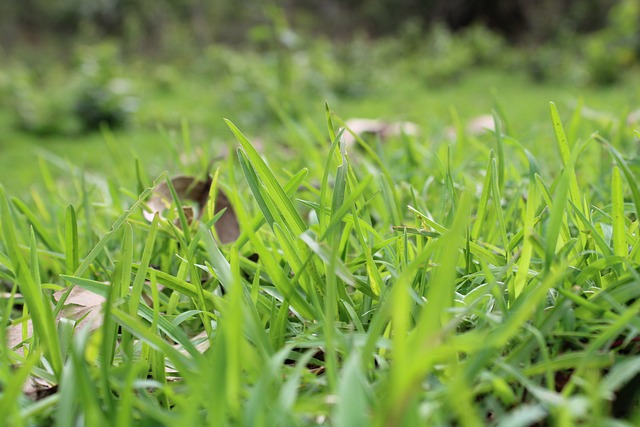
left=2, top=101, right=640, bottom=426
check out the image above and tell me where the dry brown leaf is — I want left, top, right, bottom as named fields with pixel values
left=23, top=378, right=57, bottom=401
left=6, top=319, right=33, bottom=352
left=143, top=175, right=240, bottom=244
left=212, top=188, right=240, bottom=244
left=174, top=330, right=211, bottom=356
left=7, top=287, right=105, bottom=352
left=165, top=330, right=211, bottom=375
left=54, top=286, right=106, bottom=331
left=5, top=286, right=106, bottom=399
left=1, top=292, right=20, bottom=298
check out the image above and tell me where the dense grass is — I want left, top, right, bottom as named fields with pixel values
left=2, top=81, right=640, bottom=426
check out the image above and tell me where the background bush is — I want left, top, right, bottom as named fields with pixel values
left=0, top=0, right=622, bottom=54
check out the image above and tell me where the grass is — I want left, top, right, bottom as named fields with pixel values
left=2, top=91, right=640, bottom=425
left=2, top=65, right=640, bottom=196
left=2, top=44, right=640, bottom=424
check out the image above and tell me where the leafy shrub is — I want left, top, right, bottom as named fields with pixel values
left=461, top=24, right=507, bottom=66
left=584, top=36, right=629, bottom=85
left=417, top=24, right=474, bottom=85
left=9, top=67, right=80, bottom=136
left=152, top=64, right=180, bottom=92
left=329, top=36, right=379, bottom=97
left=524, top=46, right=586, bottom=85
left=583, top=0, right=638, bottom=85
left=8, top=42, right=137, bottom=136
left=72, top=43, right=137, bottom=131
left=73, top=78, right=137, bottom=131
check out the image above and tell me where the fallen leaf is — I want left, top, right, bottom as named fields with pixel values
left=0, top=292, right=20, bottom=298
left=627, top=109, right=640, bottom=125
left=445, top=114, right=496, bottom=139
left=5, top=286, right=107, bottom=399
left=7, top=319, right=33, bottom=352
left=54, top=286, right=106, bottom=331
left=466, top=114, right=496, bottom=135
left=143, top=175, right=240, bottom=244
left=7, top=287, right=105, bottom=352
left=174, top=330, right=211, bottom=356
left=23, top=378, right=57, bottom=401
left=343, top=118, right=419, bottom=147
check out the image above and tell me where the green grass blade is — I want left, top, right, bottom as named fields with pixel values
left=129, top=213, right=159, bottom=315
left=597, top=134, right=640, bottom=221
left=471, top=154, right=493, bottom=240
left=549, top=102, right=583, bottom=215
left=226, top=119, right=307, bottom=235
left=490, top=158, right=509, bottom=258
left=334, top=350, right=370, bottom=427
left=54, top=173, right=166, bottom=314
left=492, top=111, right=505, bottom=191
left=513, top=153, right=540, bottom=296
left=12, top=198, right=60, bottom=252
left=1, top=186, right=62, bottom=376
left=64, top=204, right=79, bottom=275
left=611, top=166, right=627, bottom=260
left=544, top=167, right=571, bottom=269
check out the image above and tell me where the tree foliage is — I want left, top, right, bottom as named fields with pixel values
left=0, top=0, right=622, bottom=53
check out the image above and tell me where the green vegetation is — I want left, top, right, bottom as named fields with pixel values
left=3, top=81, right=640, bottom=424
left=2, top=18, right=639, bottom=195
left=2, top=2, right=640, bottom=425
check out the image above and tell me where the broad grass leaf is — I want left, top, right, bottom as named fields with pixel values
left=334, top=351, right=370, bottom=427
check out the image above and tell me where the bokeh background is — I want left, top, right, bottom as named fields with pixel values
left=1, top=0, right=638, bottom=193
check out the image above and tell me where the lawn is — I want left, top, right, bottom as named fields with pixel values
left=2, top=46, right=640, bottom=425
left=2, top=62, right=639, bottom=195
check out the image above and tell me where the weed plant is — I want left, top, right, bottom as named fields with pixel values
left=2, top=101, right=640, bottom=425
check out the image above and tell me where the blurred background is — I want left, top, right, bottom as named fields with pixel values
left=0, top=0, right=628, bottom=49
left=0, top=0, right=639, bottom=193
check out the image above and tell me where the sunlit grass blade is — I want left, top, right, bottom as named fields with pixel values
left=226, top=119, right=308, bottom=235
left=319, top=128, right=345, bottom=232
left=490, top=158, right=509, bottom=258
left=233, top=166, right=308, bottom=249
left=1, top=186, right=63, bottom=376
left=12, top=198, right=60, bottom=252
left=543, top=167, right=571, bottom=269
left=237, top=149, right=278, bottom=228
left=611, top=166, right=627, bottom=262
left=129, top=214, right=159, bottom=315
left=417, top=190, right=471, bottom=334
left=549, top=102, right=582, bottom=214
left=492, top=111, right=505, bottom=191
left=596, top=134, right=640, bottom=220
left=513, top=151, right=540, bottom=296
left=471, top=154, right=493, bottom=240
left=64, top=204, right=79, bottom=275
